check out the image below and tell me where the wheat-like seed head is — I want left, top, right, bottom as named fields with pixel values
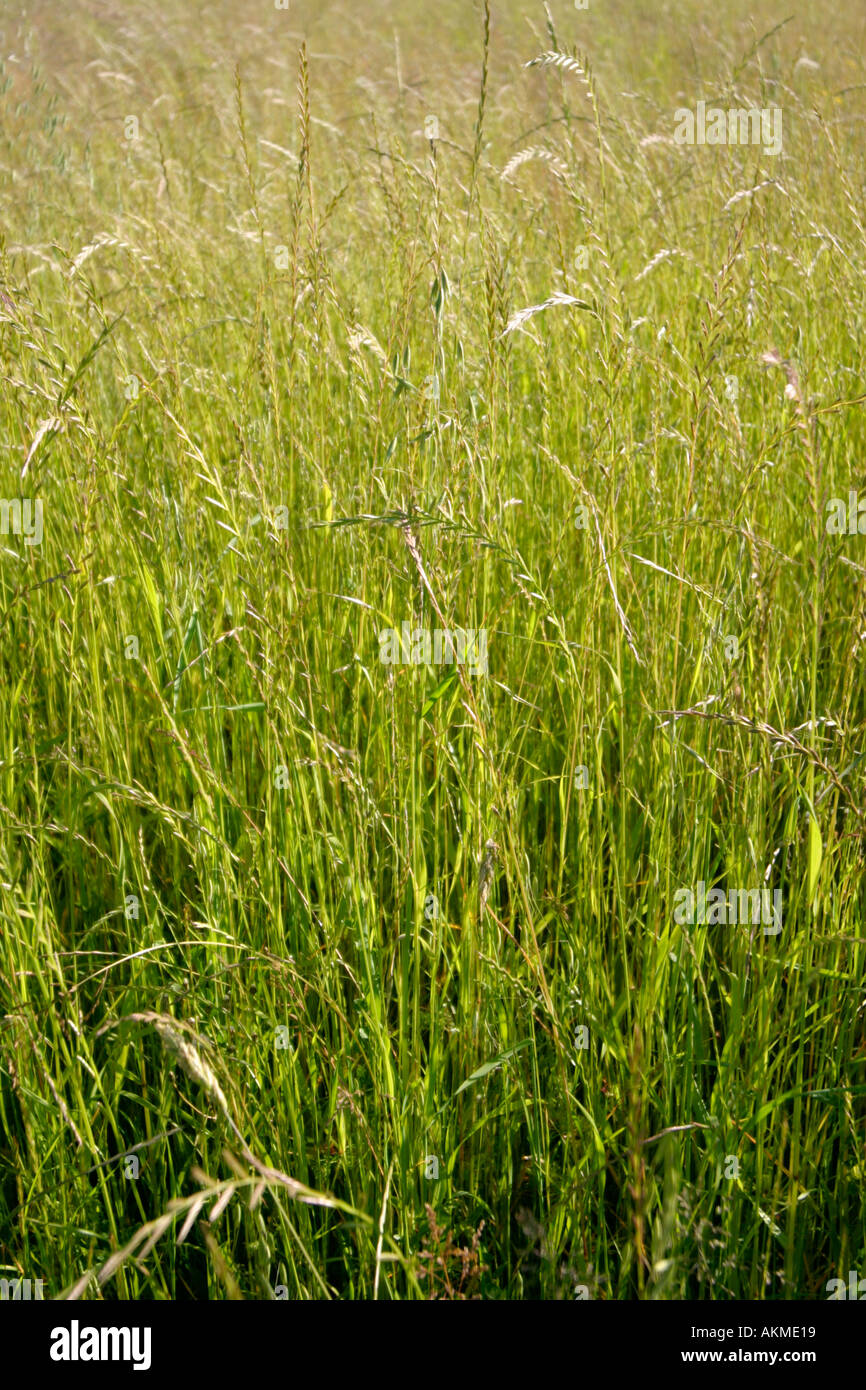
left=478, top=838, right=500, bottom=912
left=96, top=1011, right=239, bottom=1138
left=500, top=146, right=570, bottom=184
left=150, top=1017, right=231, bottom=1115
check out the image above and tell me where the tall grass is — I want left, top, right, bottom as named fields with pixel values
left=1, top=0, right=865, bottom=1299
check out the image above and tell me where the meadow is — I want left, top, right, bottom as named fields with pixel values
left=1, top=0, right=865, bottom=1300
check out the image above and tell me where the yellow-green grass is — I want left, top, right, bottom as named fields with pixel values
left=0, top=0, right=864, bottom=1298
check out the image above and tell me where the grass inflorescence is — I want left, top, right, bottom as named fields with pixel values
left=1, top=0, right=865, bottom=1300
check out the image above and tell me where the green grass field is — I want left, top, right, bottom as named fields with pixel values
left=1, top=0, right=865, bottom=1300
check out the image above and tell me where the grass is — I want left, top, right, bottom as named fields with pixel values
left=1, top=0, right=865, bottom=1300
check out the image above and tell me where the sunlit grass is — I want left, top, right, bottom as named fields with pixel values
left=0, top=0, right=864, bottom=1299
